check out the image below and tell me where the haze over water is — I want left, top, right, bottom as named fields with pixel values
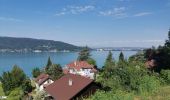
left=0, top=51, right=137, bottom=77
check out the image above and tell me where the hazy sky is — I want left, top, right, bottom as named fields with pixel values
left=0, top=0, right=170, bottom=47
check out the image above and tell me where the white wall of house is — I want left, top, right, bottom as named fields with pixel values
left=36, top=79, right=54, bottom=91
left=69, top=68, right=95, bottom=79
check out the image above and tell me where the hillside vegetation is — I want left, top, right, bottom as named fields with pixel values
left=0, top=37, right=82, bottom=51
left=0, top=83, right=5, bottom=96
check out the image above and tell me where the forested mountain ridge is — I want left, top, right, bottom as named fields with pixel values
left=0, top=36, right=82, bottom=52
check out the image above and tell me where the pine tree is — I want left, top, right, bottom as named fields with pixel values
left=45, top=57, right=52, bottom=71
left=104, top=51, right=115, bottom=71
left=46, top=64, right=63, bottom=80
left=119, top=51, right=125, bottom=62
left=77, top=46, right=91, bottom=61
left=32, top=67, right=41, bottom=78
left=165, top=29, right=170, bottom=47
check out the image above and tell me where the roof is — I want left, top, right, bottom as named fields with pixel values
left=66, top=61, right=94, bottom=70
left=35, top=73, right=50, bottom=86
left=44, top=74, right=94, bottom=100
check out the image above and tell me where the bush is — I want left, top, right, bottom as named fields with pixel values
left=160, top=69, right=170, bottom=84
left=33, top=90, right=47, bottom=100
left=7, top=88, right=24, bottom=100
left=138, top=75, right=160, bottom=96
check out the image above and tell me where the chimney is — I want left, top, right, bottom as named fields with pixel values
left=68, top=78, right=73, bottom=86
left=74, top=61, right=77, bottom=66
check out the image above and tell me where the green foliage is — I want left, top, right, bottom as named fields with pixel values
left=32, top=67, right=41, bottom=78
left=11, top=65, right=26, bottom=87
left=77, top=46, right=91, bottom=61
left=129, top=51, right=146, bottom=63
left=160, top=69, right=170, bottom=84
left=90, top=90, right=134, bottom=100
left=46, top=64, right=63, bottom=80
left=143, top=29, right=170, bottom=71
left=165, top=29, right=170, bottom=47
left=0, top=37, right=82, bottom=51
left=103, top=51, right=115, bottom=71
left=0, top=72, right=12, bottom=95
left=7, top=88, right=24, bottom=100
left=138, top=75, right=160, bottom=96
left=22, top=79, right=33, bottom=94
left=0, top=83, right=5, bottom=96
left=45, top=57, right=53, bottom=71
left=87, top=58, right=96, bottom=66
left=119, top=51, right=125, bottom=62
left=33, top=90, right=47, bottom=100
left=0, top=65, right=32, bottom=95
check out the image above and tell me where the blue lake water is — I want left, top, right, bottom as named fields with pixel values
left=0, top=51, right=137, bottom=77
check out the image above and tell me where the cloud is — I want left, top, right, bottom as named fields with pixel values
left=0, top=17, right=23, bottom=22
left=99, top=7, right=128, bottom=18
left=55, top=5, right=95, bottom=16
left=134, top=12, right=152, bottom=17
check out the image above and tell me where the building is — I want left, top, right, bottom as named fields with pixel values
left=44, top=74, right=99, bottom=100
left=35, top=73, right=54, bottom=91
left=63, top=61, right=97, bottom=79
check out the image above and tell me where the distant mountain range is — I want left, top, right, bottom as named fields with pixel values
left=0, top=37, right=82, bottom=52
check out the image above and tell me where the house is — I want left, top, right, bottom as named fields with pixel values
left=63, top=61, right=97, bottom=79
left=44, top=74, right=100, bottom=100
left=35, top=73, right=54, bottom=91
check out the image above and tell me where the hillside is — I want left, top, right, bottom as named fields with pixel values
left=0, top=37, right=82, bottom=52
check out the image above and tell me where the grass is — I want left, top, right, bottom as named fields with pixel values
left=0, top=82, right=5, bottom=96
left=134, top=86, right=170, bottom=100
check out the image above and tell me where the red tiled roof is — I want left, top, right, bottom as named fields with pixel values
left=35, top=73, right=50, bottom=86
left=44, top=74, right=93, bottom=100
left=66, top=61, right=93, bottom=70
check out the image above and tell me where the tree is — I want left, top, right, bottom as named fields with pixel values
left=22, top=78, right=33, bottom=94
left=87, top=58, right=96, bottom=66
left=7, top=88, right=24, bottom=100
left=104, top=51, right=115, bottom=70
left=11, top=65, right=26, bottom=87
left=32, top=67, right=41, bottom=78
left=46, top=64, right=63, bottom=80
left=119, top=51, right=125, bottom=62
left=77, top=46, right=91, bottom=61
left=0, top=65, right=32, bottom=95
left=0, top=71, right=13, bottom=95
left=45, top=57, right=52, bottom=71
left=165, top=29, right=170, bottom=47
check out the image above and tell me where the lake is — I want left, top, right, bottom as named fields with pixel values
left=0, top=51, right=137, bottom=77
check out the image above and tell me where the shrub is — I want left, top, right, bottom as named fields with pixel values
left=160, top=69, right=170, bottom=84
left=138, top=75, right=160, bottom=96
left=7, top=88, right=24, bottom=100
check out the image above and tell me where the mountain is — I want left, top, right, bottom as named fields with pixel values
left=0, top=37, right=82, bottom=52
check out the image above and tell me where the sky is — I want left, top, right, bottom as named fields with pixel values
left=0, top=0, right=170, bottom=47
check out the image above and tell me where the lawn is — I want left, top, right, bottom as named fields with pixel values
left=0, top=83, right=5, bottom=96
